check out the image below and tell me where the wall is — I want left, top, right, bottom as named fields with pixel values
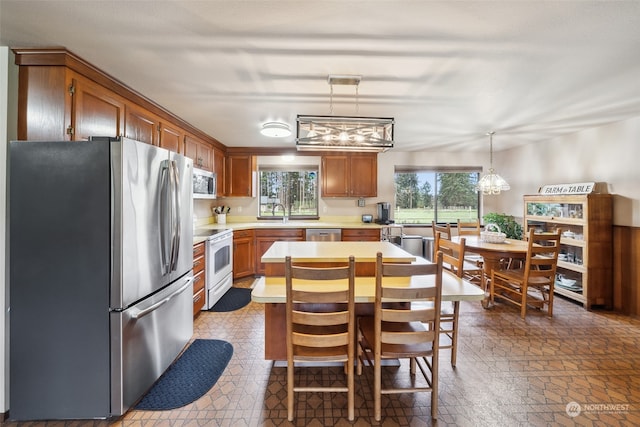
left=1, top=45, right=18, bottom=415
left=496, top=117, right=640, bottom=226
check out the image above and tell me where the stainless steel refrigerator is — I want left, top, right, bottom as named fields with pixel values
left=8, top=137, right=194, bottom=420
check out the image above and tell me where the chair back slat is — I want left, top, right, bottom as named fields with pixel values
left=457, top=218, right=481, bottom=236
left=434, top=233, right=466, bottom=277
left=293, top=331, right=349, bottom=348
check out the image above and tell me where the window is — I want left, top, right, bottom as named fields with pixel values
left=394, top=167, right=480, bottom=225
left=258, top=167, right=319, bottom=219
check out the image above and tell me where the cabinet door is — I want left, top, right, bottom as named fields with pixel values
left=350, top=154, right=377, bottom=197
left=125, top=104, right=159, bottom=145
left=185, top=134, right=213, bottom=171
left=213, top=147, right=225, bottom=197
left=342, top=228, right=381, bottom=241
left=233, top=236, right=255, bottom=280
left=159, top=122, right=184, bottom=153
left=321, top=155, right=349, bottom=197
left=72, top=74, right=125, bottom=141
left=226, top=155, right=254, bottom=197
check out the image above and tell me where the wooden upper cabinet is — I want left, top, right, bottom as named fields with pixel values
left=213, top=147, right=225, bottom=197
left=322, top=155, right=349, bottom=197
left=159, top=122, right=184, bottom=153
left=321, top=153, right=377, bottom=197
left=71, top=73, right=125, bottom=141
left=125, top=103, right=159, bottom=145
left=184, top=134, right=213, bottom=171
left=225, top=154, right=255, bottom=197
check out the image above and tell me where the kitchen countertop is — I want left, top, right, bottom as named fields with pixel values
left=261, top=241, right=415, bottom=263
left=192, top=219, right=390, bottom=245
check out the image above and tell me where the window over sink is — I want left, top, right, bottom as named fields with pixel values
left=258, top=166, right=319, bottom=220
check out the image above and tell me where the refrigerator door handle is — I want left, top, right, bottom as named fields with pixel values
left=159, top=160, right=172, bottom=274
left=170, top=160, right=181, bottom=271
left=130, top=278, right=193, bottom=320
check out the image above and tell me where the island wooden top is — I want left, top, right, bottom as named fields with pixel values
left=251, top=270, right=485, bottom=303
left=260, top=241, right=416, bottom=263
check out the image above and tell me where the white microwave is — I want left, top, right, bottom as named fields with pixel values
left=193, top=168, right=217, bottom=199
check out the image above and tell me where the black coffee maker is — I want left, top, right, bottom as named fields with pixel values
left=375, top=202, right=394, bottom=224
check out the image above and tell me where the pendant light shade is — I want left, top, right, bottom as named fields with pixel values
left=476, top=131, right=510, bottom=195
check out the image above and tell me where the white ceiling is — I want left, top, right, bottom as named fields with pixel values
left=2, top=1, right=640, bottom=152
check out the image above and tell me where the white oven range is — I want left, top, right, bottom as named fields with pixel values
left=202, top=228, right=234, bottom=309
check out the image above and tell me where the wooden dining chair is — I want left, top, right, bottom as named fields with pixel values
left=433, top=233, right=466, bottom=366
left=456, top=218, right=486, bottom=288
left=490, top=228, right=561, bottom=318
left=285, top=255, right=356, bottom=421
left=357, top=251, right=443, bottom=421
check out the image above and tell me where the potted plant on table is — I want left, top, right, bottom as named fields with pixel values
left=482, top=212, right=524, bottom=240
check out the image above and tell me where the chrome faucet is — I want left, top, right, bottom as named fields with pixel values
left=272, top=203, right=288, bottom=223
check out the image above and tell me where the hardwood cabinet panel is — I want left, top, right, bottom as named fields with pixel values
left=321, top=153, right=377, bottom=197
left=159, top=122, right=184, bottom=153
left=213, top=147, right=225, bottom=197
left=125, top=103, right=159, bottom=145
left=226, top=154, right=255, bottom=197
left=233, top=230, right=255, bottom=280
left=17, top=66, right=69, bottom=140
left=350, top=154, right=377, bottom=197
left=185, top=134, right=213, bottom=171
left=321, top=155, right=349, bottom=197
left=72, top=73, right=125, bottom=141
left=192, top=242, right=206, bottom=317
left=342, top=228, right=381, bottom=241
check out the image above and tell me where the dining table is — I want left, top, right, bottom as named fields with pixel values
left=451, top=235, right=531, bottom=307
left=252, top=241, right=485, bottom=363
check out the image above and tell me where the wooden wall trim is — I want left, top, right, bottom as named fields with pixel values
left=12, top=47, right=226, bottom=151
left=613, top=224, right=640, bottom=316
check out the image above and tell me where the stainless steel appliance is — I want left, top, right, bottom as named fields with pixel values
left=196, top=228, right=234, bottom=309
left=375, top=202, right=394, bottom=224
left=193, top=167, right=217, bottom=199
left=306, top=228, right=342, bottom=241
left=8, top=137, right=194, bottom=420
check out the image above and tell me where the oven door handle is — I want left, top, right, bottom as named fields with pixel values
left=131, top=279, right=193, bottom=320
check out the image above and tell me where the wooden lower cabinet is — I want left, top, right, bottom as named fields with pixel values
left=254, top=229, right=304, bottom=275
left=342, top=228, right=381, bottom=241
left=192, top=242, right=206, bottom=316
left=233, top=229, right=255, bottom=280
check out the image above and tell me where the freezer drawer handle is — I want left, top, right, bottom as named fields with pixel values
left=131, top=278, right=193, bottom=320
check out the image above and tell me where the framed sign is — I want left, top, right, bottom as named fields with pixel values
left=538, top=182, right=595, bottom=195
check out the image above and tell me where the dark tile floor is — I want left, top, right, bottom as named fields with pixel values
left=5, top=279, right=640, bottom=426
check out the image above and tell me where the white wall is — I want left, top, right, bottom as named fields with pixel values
left=496, top=116, right=640, bottom=226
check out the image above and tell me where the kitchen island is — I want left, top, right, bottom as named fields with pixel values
left=252, top=241, right=484, bottom=360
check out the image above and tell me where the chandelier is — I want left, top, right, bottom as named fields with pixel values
left=476, top=131, right=510, bottom=195
left=296, top=75, right=394, bottom=152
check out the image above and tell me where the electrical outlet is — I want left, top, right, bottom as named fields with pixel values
left=357, top=198, right=365, bottom=207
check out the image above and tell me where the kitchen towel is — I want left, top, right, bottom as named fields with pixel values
left=209, top=287, right=252, bottom=312
left=135, top=339, right=233, bottom=411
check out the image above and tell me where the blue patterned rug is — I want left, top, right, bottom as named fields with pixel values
left=135, top=339, right=233, bottom=410
left=209, top=287, right=252, bottom=312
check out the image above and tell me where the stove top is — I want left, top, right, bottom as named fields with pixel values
left=194, top=228, right=233, bottom=238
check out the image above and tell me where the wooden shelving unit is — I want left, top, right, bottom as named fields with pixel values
left=523, top=193, right=613, bottom=309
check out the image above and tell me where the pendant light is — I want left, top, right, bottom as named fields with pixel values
left=476, top=131, right=510, bottom=195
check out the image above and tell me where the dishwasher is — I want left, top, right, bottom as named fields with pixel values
left=306, top=228, right=342, bottom=241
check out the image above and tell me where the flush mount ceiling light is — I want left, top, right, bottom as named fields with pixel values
left=261, top=122, right=291, bottom=137
left=296, top=75, right=394, bottom=152
left=476, top=131, right=510, bottom=195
